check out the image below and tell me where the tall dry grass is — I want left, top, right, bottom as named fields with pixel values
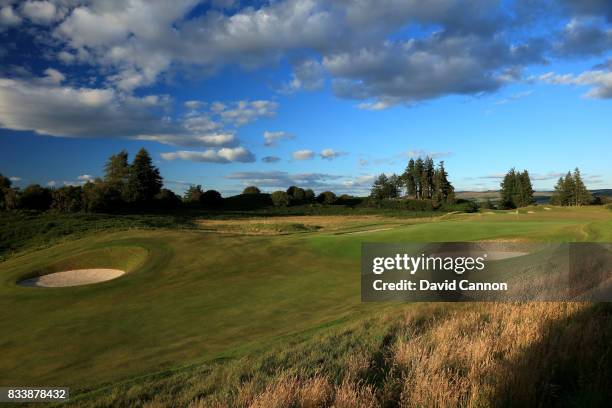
left=235, top=302, right=610, bottom=408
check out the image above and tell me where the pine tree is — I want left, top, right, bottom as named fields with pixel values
left=414, top=158, right=424, bottom=199
left=424, top=157, right=435, bottom=199
left=500, top=168, right=517, bottom=209
left=517, top=170, right=534, bottom=207
left=551, top=177, right=565, bottom=205
left=572, top=168, right=591, bottom=206
left=563, top=171, right=576, bottom=207
left=438, top=161, right=454, bottom=203
left=104, top=150, right=130, bottom=195
left=125, top=148, right=163, bottom=203
left=402, top=159, right=417, bottom=198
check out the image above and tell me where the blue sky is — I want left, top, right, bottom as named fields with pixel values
left=0, top=0, right=610, bottom=195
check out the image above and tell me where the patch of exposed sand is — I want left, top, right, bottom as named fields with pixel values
left=19, top=269, right=125, bottom=288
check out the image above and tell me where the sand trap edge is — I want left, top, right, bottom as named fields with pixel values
left=18, top=269, right=126, bottom=288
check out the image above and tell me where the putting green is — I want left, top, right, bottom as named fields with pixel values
left=0, top=206, right=610, bottom=393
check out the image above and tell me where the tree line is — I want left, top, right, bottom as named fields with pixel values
left=0, top=148, right=178, bottom=212
left=550, top=168, right=592, bottom=206
left=369, top=157, right=455, bottom=205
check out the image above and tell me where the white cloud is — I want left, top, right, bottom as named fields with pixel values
left=320, top=148, right=347, bottom=160
left=540, top=70, right=612, bottom=98
left=406, top=150, right=452, bottom=159
left=42, top=68, right=65, bottom=84
left=161, top=147, right=256, bottom=163
left=218, top=100, right=278, bottom=126
left=358, top=158, right=369, bottom=166
left=292, top=149, right=315, bottom=160
left=282, top=59, right=325, bottom=93
left=46, top=180, right=56, bottom=187
left=184, top=100, right=203, bottom=110
left=264, top=130, right=294, bottom=146
left=9, top=176, right=21, bottom=182
left=0, top=75, right=176, bottom=138
left=0, top=6, right=22, bottom=27
left=21, top=1, right=62, bottom=25
left=77, top=174, right=93, bottom=181
left=494, top=90, right=533, bottom=105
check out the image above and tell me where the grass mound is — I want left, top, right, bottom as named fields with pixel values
left=19, top=245, right=149, bottom=282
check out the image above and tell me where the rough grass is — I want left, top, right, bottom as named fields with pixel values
left=62, top=302, right=612, bottom=407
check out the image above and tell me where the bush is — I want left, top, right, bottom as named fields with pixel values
left=317, top=191, right=337, bottom=205
left=243, top=186, right=261, bottom=195
left=51, top=186, right=83, bottom=212
left=224, top=193, right=273, bottom=210
left=19, top=184, right=52, bottom=211
left=271, top=191, right=290, bottom=207
left=201, top=190, right=223, bottom=209
left=365, top=198, right=434, bottom=211
left=155, top=189, right=182, bottom=210
left=184, top=185, right=204, bottom=203
left=440, top=199, right=479, bottom=213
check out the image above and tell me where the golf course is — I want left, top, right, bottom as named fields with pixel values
left=1, top=205, right=611, bottom=406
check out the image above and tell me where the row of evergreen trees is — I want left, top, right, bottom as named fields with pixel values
left=551, top=168, right=591, bottom=206
left=370, top=157, right=455, bottom=204
left=0, top=148, right=176, bottom=212
left=500, top=168, right=534, bottom=209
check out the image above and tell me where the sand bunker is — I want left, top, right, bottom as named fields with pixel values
left=19, top=269, right=125, bottom=288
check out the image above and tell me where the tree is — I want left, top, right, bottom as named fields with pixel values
left=0, top=173, right=12, bottom=210
left=563, top=171, right=576, bottom=206
left=242, top=186, right=261, bottom=194
left=500, top=168, right=518, bottom=209
left=517, top=170, right=534, bottom=207
left=550, top=168, right=591, bottom=206
left=287, top=186, right=306, bottom=204
left=125, top=148, right=162, bottom=204
left=402, top=159, right=417, bottom=198
left=550, top=177, right=566, bottom=206
left=317, top=191, right=337, bottom=204
left=434, top=161, right=455, bottom=205
left=370, top=174, right=389, bottom=201
left=0, top=173, right=11, bottom=189
left=201, top=190, right=223, bottom=208
left=104, top=150, right=130, bottom=191
left=155, top=189, right=182, bottom=210
left=19, top=184, right=52, bottom=211
left=271, top=190, right=290, bottom=207
left=414, top=158, right=425, bottom=199
left=573, top=168, right=591, bottom=206
left=500, top=168, right=533, bottom=208
left=304, top=189, right=315, bottom=203
left=81, top=180, right=122, bottom=212
left=184, top=185, right=204, bottom=203
left=51, top=186, right=83, bottom=212
left=423, top=156, right=435, bottom=199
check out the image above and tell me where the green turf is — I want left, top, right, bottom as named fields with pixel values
left=0, top=206, right=610, bottom=398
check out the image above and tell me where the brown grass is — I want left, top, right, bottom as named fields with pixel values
left=231, top=302, right=610, bottom=408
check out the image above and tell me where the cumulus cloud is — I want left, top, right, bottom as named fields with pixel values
left=161, top=147, right=256, bottom=163
left=264, top=130, right=294, bottom=146
left=320, top=148, right=347, bottom=160
left=292, top=149, right=315, bottom=160
left=282, top=59, right=325, bottom=93
left=9, top=176, right=21, bottom=182
left=77, top=174, right=93, bottom=181
left=262, top=155, right=281, bottom=163
left=21, top=1, right=62, bottom=25
left=0, top=6, right=22, bottom=27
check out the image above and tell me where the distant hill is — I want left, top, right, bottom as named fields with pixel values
left=456, top=189, right=612, bottom=203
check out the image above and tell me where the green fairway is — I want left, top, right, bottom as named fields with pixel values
left=0, top=206, right=610, bottom=397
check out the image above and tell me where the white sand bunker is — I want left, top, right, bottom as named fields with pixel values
left=19, top=269, right=125, bottom=288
